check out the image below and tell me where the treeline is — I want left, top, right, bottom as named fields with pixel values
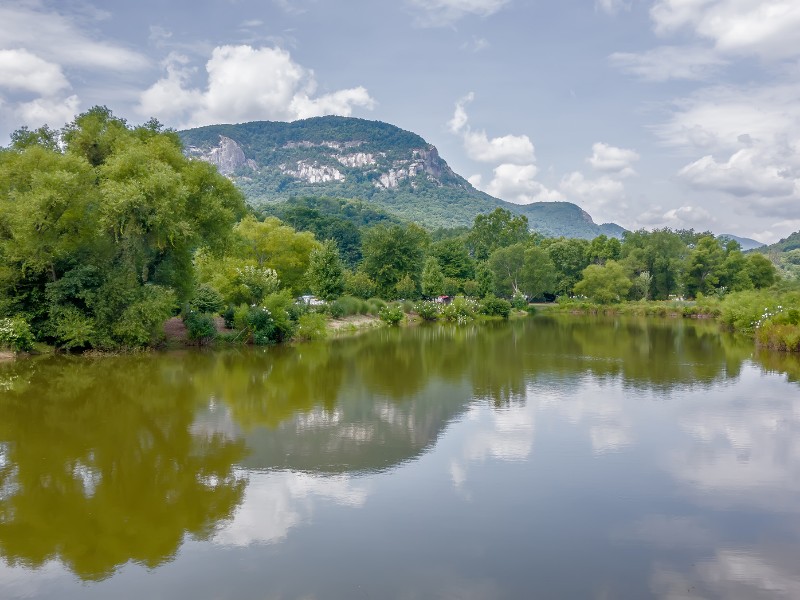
left=0, top=108, right=795, bottom=353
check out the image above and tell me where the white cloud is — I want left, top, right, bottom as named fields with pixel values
left=14, top=94, right=81, bottom=128
left=448, top=92, right=474, bottom=134
left=588, top=142, right=640, bottom=176
left=408, top=0, right=511, bottom=26
left=138, top=45, right=375, bottom=128
left=463, top=130, right=536, bottom=164
left=447, top=93, right=535, bottom=164
left=559, top=171, right=627, bottom=221
left=654, top=83, right=800, bottom=218
left=651, top=0, right=800, bottom=60
left=661, top=205, right=716, bottom=227
left=596, top=0, right=632, bottom=15
left=677, top=149, right=796, bottom=198
left=0, top=49, right=70, bottom=96
left=0, top=4, right=149, bottom=71
left=610, top=45, right=727, bottom=81
left=482, top=163, right=564, bottom=203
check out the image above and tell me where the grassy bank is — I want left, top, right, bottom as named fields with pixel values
left=539, top=287, right=800, bottom=352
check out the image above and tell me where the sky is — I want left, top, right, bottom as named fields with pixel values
left=1, top=0, right=799, bottom=243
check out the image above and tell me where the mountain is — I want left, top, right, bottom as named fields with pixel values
left=718, top=233, right=765, bottom=251
left=755, top=231, right=800, bottom=254
left=179, top=116, right=624, bottom=239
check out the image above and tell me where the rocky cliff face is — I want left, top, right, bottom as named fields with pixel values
left=186, top=136, right=257, bottom=176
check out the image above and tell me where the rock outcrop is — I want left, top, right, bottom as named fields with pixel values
left=188, top=136, right=257, bottom=176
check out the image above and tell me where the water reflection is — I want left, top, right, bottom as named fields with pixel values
left=0, top=357, right=246, bottom=581
left=0, top=316, right=799, bottom=598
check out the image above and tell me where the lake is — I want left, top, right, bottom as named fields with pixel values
left=1, top=315, right=799, bottom=599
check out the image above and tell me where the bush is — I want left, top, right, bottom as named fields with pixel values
left=183, top=311, right=217, bottom=343
left=0, top=316, right=35, bottom=352
left=344, top=270, right=377, bottom=299
left=367, top=297, right=387, bottom=315
left=511, top=291, right=528, bottom=310
left=415, top=301, right=440, bottom=321
left=190, top=284, right=225, bottom=314
left=112, top=285, right=176, bottom=348
left=330, top=295, right=365, bottom=317
left=401, top=299, right=415, bottom=313
left=479, top=295, right=511, bottom=319
left=441, top=295, right=478, bottom=324
left=222, top=306, right=236, bottom=329
left=247, top=306, right=276, bottom=345
left=379, top=304, right=405, bottom=326
left=294, top=313, right=328, bottom=341
left=756, top=322, right=800, bottom=352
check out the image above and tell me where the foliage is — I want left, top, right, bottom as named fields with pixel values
left=344, top=270, right=377, bottom=299
left=379, top=304, right=405, bottom=326
left=294, top=313, right=328, bottom=341
left=0, top=107, right=245, bottom=350
left=396, top=274, right=419, bottom=300
left=361, top=224, right=428, bottom=298
left=467, top=208, right=529, bottom=260
left=421, top=257, right=445, bottom=298
left=488, top=243, right=557, bottom=299
left=440, top=295, right=478, bottom=324
left=183, top=311, right=217, bottom=343
left=330, top=295, right=369, bottom=317
left=573, top=260, right=632, bottom=304
left=306, top=239, right=345, bottom=301
left=415, top=300, right=440, bottom=321
left=190, top=284, right=225, bottom=314
left=479, top=295, right=512, bottom=319
left=0, top=316, right=34, bottom=352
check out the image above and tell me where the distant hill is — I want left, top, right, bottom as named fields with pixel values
left=718, top=233, right=765, bottom=251
left=179, top=116, right=625, bottom=239
left=755, top=231, right=800, bottom=254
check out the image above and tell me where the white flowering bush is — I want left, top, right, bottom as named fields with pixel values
left=0, top=317, right=35, bottom=352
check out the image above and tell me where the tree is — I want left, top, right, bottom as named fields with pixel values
left=488, top=243, right=526, bottom=297
left=421, top=257, right=445, bottom=298
left=545, top=238, right=590, bottom=295
left=0, top=107, right=246, bottom=349
left=361, top=224, right=428, bottom=299
left=621, top=229, right=686, bottom=299
left=520, top=246, right=557, bottom=300
left=683, top=236, right=725, bottom=298
left=234, top=216, right=318, bottom=294
left=573, top=260, right=632, bottom=304
left=431, top=238, right=474, bottom=280
left=306, top=239, right=345, bottom=301
left=467, top=208, right=529, bottom=260
left=746, top=253, right=777, bottom=288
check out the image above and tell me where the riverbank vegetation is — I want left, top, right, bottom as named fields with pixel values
left=1, top=108, right=798, bottom=354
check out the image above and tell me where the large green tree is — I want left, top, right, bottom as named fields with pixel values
left=467, top=208, right=529, bottom=260
left=306, top=239, right=345, bottom=301
left=0, top=107, right=246, bottom=349
left=361, top=224, right=428, bottom=298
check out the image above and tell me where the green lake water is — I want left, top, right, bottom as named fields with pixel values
left=1, top=315, right=800, bottom=599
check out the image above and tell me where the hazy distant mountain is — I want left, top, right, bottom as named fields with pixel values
left=179, top=116, right=625, bottom=239
left=718, top=233, right=765, bottom=251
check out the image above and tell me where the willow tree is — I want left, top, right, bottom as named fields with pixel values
left=0, top=107, right=246, bottom=349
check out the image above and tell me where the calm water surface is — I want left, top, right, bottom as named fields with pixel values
left=1, top=316, right=800, bottom=599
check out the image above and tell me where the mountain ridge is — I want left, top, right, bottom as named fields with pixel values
left=179, top=116, right=626, bottom=239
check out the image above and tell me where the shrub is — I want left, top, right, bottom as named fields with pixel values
left=415, top=301, right=440, bottom=321
left=294, top=313, right=328, bottom=341
left=183, top=311, right=217, bottom=343
left=112, top=285, right=176, bottom=348
left=344, top=270, right=377, bottom=299
left=330, top=295, right=365, bottom=317
left=511, top=291, right=528, bottom=310
left=367, top=297, right=387, bottom=315
left=441, top=295, right=478, bottom=324
left=0, top=316, right=35, bottom=352
left=379, top=304, right=405, bottom=326
left=479, top=295, right=511, bottom=319
left=401, top=299, right=415, bottom=313
left=190, top=284, right=225, bottom=314
left=222, top=306, right=236, bottom=329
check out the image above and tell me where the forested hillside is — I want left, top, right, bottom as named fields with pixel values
left=179, top=116, right=625, bottom=239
